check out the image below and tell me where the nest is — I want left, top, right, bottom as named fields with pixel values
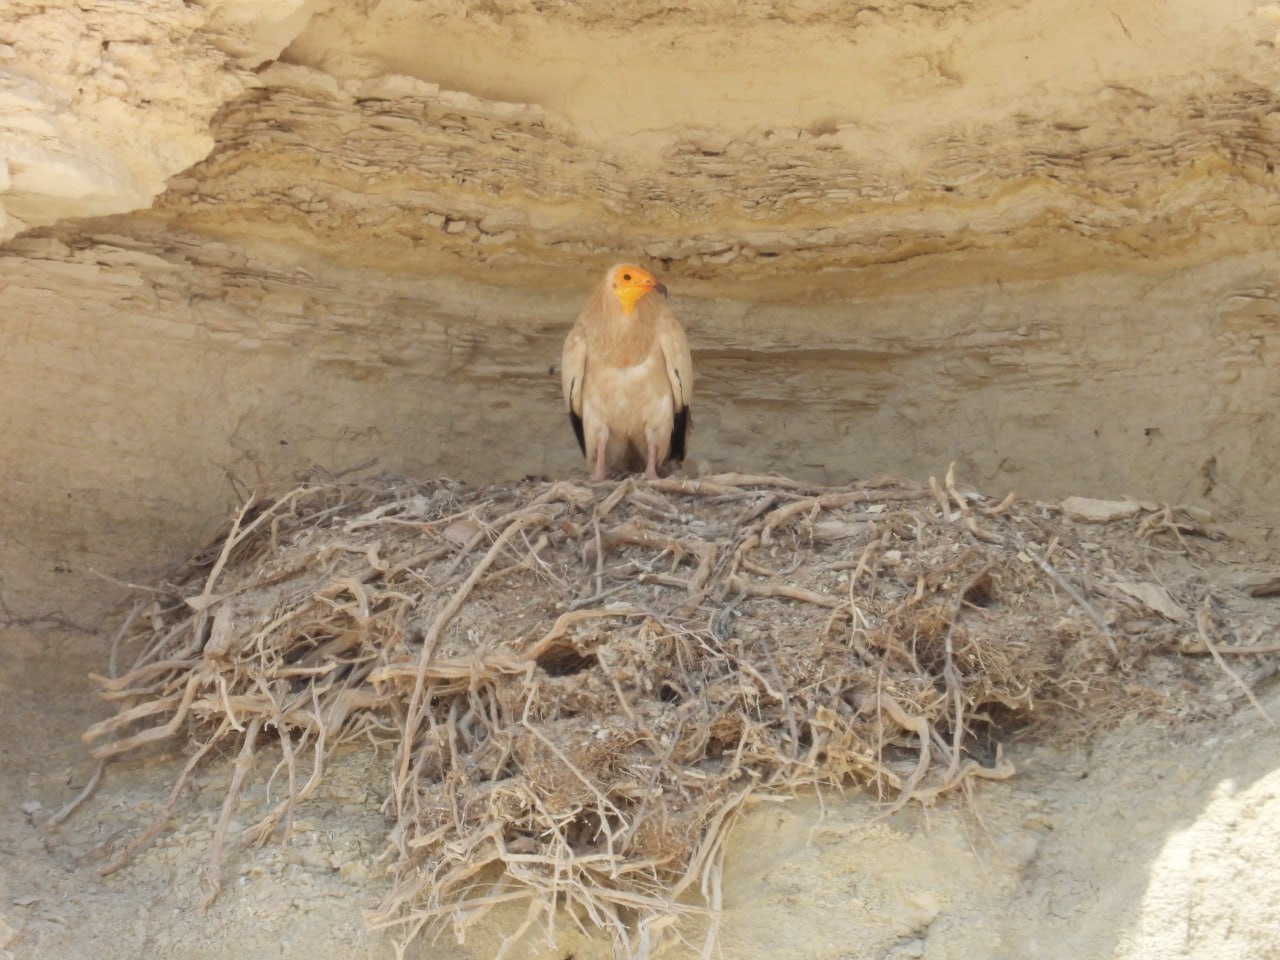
left=74, top=468, right=1269, bottom=958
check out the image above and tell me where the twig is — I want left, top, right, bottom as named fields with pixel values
left=761, top=489, right=931, bottom=544
left=83, top=667, right=210, bottom=757
left=943, top=463, right=1003, bottom=543
left=1024, top=544, right=1119, bottom=657
left=595, top=477, right=634, bottom=518
left=45, top=760, right=105, bottom=828
left=980, top=490, right=1018, bottom=516
left=100, top=721, right=230, bottom=875
left=592, top=517, right=605, bottom=599
left=396, top=510, right=554, bottom=814
left=647, top=477, right=763, bottom=498
left=521, top=607, right=645, bottom=660
left=1196, top=600, right=1277, bottom=728
left=204, top=714, right=264, bottom=906
left=1179, top=641, right=1280, bottom=656
left=703, top=473, right=824, bottom=490
left=727, top=576, right=843, bottom=608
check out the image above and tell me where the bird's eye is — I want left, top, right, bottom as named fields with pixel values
left=622, top=273, right=632, bottom=281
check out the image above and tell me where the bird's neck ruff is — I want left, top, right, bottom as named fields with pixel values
left=594, top=282, right=651, bottom=326
left=586, top=286, right=658, bottom=366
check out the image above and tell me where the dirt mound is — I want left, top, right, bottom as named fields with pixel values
left=72, top=469, right=1265, bottom=958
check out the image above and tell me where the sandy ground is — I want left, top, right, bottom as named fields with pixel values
left=3, top=610, right=1277, bottom=960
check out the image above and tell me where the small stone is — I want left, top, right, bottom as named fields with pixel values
left=1060, top=496, right=1143, bottom=522
left=442, top=519, right=481, bottom=546
left=478, top=210, right=525, bottom=233
left=644, top=240, right=678, bottom=258
left=339, top=861, right=370, bottom=883
left=1112, top=581, right=1189, bottom=621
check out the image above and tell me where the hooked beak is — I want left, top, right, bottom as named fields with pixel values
left=655, top=281, right=668, bottom=299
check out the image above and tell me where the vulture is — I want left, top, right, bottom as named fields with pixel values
left=561, top=263, right=693, bottom=481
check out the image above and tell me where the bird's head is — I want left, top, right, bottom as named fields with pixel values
left=607, top=264, right=667, bottom=315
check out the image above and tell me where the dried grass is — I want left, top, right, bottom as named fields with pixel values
left=74, top=466, right=1273, bottom=957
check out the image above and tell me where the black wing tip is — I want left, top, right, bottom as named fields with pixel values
left=569, top=411, right=586, bottom=456
left=669, top=406, right=691, bottom=462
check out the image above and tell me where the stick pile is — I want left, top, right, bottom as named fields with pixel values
left=78, top=468, right=1256, bottom=958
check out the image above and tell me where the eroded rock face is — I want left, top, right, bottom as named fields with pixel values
left=151, top=0, right=1280, bottom=293
left=0, top=1, right=245, bottom=238
left=2, top=0, right=1279, bottom=618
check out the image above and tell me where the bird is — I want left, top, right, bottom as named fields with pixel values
left=560, top=263, right=693, bottom=481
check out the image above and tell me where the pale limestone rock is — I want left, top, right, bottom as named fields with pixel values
left=1, top=1, right=239, bottom=238
left=0, top=0, right=339, bottom=241
left=1060, top=497, right=1145, bottom=523
left=1112, top=581, right=1191, bottom=622
left=201, top=0, right=331, bottom=68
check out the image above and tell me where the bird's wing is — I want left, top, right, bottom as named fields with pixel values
left=656, top=309, right=694, bottom=461
left=561, top=321, right=588, bottom=455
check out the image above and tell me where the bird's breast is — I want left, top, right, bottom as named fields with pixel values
left=591, top=323, right=659, bottom=370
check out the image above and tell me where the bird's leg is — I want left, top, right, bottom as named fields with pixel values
left=592, top=436, right=609, bottom=482
left=644, top=442, right=661, bottom=481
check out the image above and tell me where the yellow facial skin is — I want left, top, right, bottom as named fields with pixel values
left=610, top=265, right=666, bottom=315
